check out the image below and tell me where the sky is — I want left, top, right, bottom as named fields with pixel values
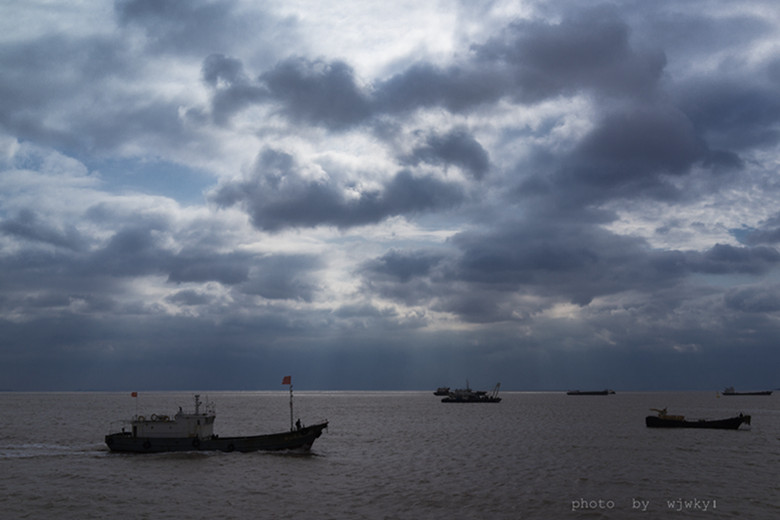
left=1, top=0, right=779, bottom=391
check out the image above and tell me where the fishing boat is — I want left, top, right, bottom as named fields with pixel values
left=721, top=386, right=772, bottom=396
left=106, top=391, right=327, bottom=453
left=441, top=382, right=501, bottom=403
left=566, top=389, right=615, bottom=395
left=433, top=387, right=450, bottom=396
left=645, top=408, right=750, bottom=430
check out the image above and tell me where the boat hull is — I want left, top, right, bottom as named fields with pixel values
left=441, top=397, right=501, bottom=403
left=722, top=391, right=772, bottom=396
left=105, top=421, right=328, bottom=453
left=645, top=415, right=749, bottom=430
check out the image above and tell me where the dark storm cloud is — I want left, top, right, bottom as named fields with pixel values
left=725, top=284, right=780, bottom=313
left=0, top=35, right=126, bottom=150
left=203, top=55, right=375, bottom=130
left=167, top=251, right=250, bottom=285
left=82, top=224, right=261, bottom=287
left=361, top=249, right=444, bottom=283
left=203, top=7, right=664, bottom=130
left=691, top=243, right=780, bottom=275
left=740, top=212, right=780, bottom=245
left=201, top=54, right=268, bottom=124
left=3, top=0, right=780, bottom=391
left=0, top=1, right=289, bottom=158
left=202, top=53, right=246, bottom=87
left=519, top=102, right=744, bottom=212
left=447, top=221, right=659, bottom=308
left=0, top=32, right=202, bottom=156
left=211, top=148, right=465, bottom=231
left=675, top=79, right=780, bottom=152
left=355, top=223, right=780, bottom=325
left=0, top=212, right=320, bottom=327
left=0, top=210, right=87, bottom=251
left=472, top=6, right=666, bottom=102
left=374, top=62, right=506, bottom=114
left=114, top=0, right=248, bottom=56
left=165, top=289, right=212, bottom=307
left=405, top=128, right=490, bottom=180
left=85, top=226, right=169, bottom=278
left=259, top=58, right=373, bottom=130
left=553, top=106, right=705, bottom=205
left=239, top=254, right=321, bottom=302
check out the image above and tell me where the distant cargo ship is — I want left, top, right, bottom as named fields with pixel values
left=566, top=389, right=615, bottom=395
left=721, top=386, right=772, bottom=396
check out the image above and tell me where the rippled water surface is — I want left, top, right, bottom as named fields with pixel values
left=1, top=391, right=778, bottom=519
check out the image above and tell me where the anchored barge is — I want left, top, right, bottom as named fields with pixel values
left=645, top=408, right=750, bottom=430
left=721, top=386, right=772, bottom=396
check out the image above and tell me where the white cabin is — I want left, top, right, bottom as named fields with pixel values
left=130, top=395, right=215, bottom=439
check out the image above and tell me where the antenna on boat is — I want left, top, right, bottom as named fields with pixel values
left=282, top=376, right=293, bottom=431
left=131, top=391, right=138, bottom=419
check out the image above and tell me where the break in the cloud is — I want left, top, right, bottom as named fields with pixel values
left=1, top=0, right=779, bottom=391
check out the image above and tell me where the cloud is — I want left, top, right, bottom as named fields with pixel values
left=1, top=1, right=779, bottom=390
left=198, top=6, right=667, bottom=128
left=210, top=148, right=465, bottom=231
left=0, top=209, right=87, bottom=251
left=259, top=58, right=373, bottom=130
left=374, top=61, right=506, bottom=114
left=725, top=283, right=780, bottom=313
left=362, top=249, right=444, bottom=283
left=115, top=0, right=245, bottom=56
left=472, top=6, right=666, bottom=102
left=404, top=128, right=490, bottom=180
left=676, top=79, right=780, bottom=152
left=740, top=212, right=780, bottom=245
left=239, top=254, right=321, bottom=301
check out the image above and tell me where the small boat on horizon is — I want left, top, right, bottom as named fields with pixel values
left=441, top=382, right=501, bottom=403
left=433, top=387, right=450, bottom=396
left=105, top=393, right=327, bottom=453
left=645, top=408, right=750, bottom=430
left=720, top=386, right=772, bottom=396
left=566, top=389, right=615, bottom=395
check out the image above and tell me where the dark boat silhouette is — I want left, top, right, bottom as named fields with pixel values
left=566, top=389, right=615, bottom=395
left=441, top=382, right=501, bottom=403
left=106, top=393, right=327, bottom=453
left=721, top=386, right=772, bottom=396
left=645, top=408, right=750, bottom=430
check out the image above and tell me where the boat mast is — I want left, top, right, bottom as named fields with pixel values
left=289, top=383, right=294, bottom=431
left=282, top=375, right=294, bottom=431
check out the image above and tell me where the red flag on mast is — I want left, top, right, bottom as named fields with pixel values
left=282, top=376, right=291, bottom=385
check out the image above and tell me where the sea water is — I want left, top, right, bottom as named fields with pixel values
left=1, top=391, right=777, bottom=519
